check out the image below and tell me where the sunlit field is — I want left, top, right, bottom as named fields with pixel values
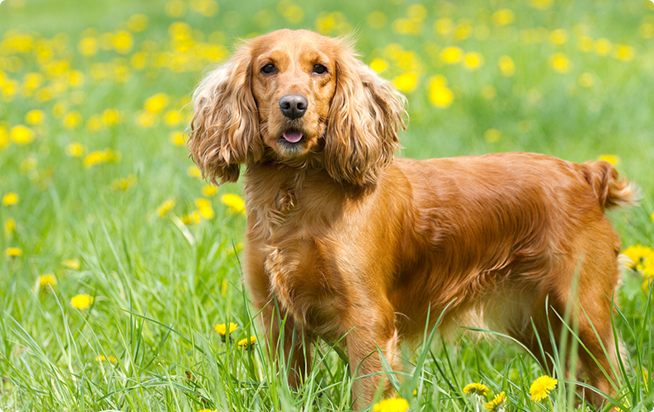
left=1, top=0, right=654, bottom=411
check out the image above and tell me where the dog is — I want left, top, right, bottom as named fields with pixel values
left=188, top=29, right=635, bottom=409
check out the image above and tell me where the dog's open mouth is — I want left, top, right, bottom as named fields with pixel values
left=279, top=130, right=304, bottom=145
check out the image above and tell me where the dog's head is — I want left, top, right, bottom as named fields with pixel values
left=188, top=29, right=407, bottom=185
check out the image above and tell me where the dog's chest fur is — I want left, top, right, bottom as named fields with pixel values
left=243, top=166, right=356, bottom=338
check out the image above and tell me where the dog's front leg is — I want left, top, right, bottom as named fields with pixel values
left=346, top=314, right=400, bottom=410
left=258, top=302, right=313, bottom=389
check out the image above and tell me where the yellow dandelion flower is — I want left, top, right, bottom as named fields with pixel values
left=112, top=31, right=133, bottom=54
left=595, top=38, right=612, bottom=56
left=221, top=194, right=246, bottom=214
left=197, top=409, right=217, bottom=412
left=196, top=198, right=214, bottom=218
left=145, top=93, right=169, bottom=114
left=70, top=294, right=94, bottom=310
left=615, top=45, right=636, bottom=61
left=623, top=245, right=652, bottom=269
left=549, top=52, right=571, bottom=73
left=181, top=211, right=202, bottom=225
left=195, top=198, right=212, bottom=210
left=136, top=111, right=156, bottom=128
left=102, top=109, right=120, bottom=126
left=191, top=0, right=219, bottom=17
left=237, top=336, right=257, bottom=349
left=427, top=75, right=454, bottom=108
left=454, top=22, right=472, bottom=40
left=373, top=398, right=409, bottom=412
left=5, top=218, right=16, bottom=234
left=156, top=199, right=176, bottom=217
left=549, top=29, right=568, bottom=45
left=111, top=174, right=137, bottom=191
left=531, top=0, right=553, bottom=10
left=33, top=274, right=56, bottom=292
left=640, top=23, right=654, bottom=39
left=202, top=185, right=217, bottom=197
left=25, top=110, right=45, bottom=125
left=530, top=375, right=557, bottom=401
left=10, top=125, right=34, bottom=144
left=213, top=323, right=238, bottom=337
left=484, top=391, right=506, bottom=411
left=5, top=247, right=22, bottom=257
left=578, top=36, right=594, bottom=52
left=66, top=142, right=86, bottom=157
left=434, top=18, right=453, bottom=35
left=643, top=258, right=654, bottom=278
left=498, top=56, right=515, bottom=77
left=283, top=5, right=304, bottom=24
left=95, top=355, right=117, bottom=363
left=63, top=111, right=82, bottom=129
left=166, top=0, right=187, bottom=17
left=369, top=58, right=388, bottom=73
left=164, top=110, right=183, bottom=126
left=368, top=11, right=387, bottom=29
left=598, top=154, right=620, bottom=166
left=0, top=126, right=8, bottom=149
left=492, top=9, right=514, bottom=26
left=392, top=72, right=418, bottom=93
left=170, top=132, right=185, bottom=146
left=52, top=102, right=68, bottom=117
left=484, top=129, right=501, bottom=143
left=63, top=259, right=81, bottom=270
left=78, top=37, right=98, bottom=56
left=407, top=3, right=426, bottom=20
left=187, top=165, right=202, bottom=179
left=3, top=193, right=18, bottom=206
left=463, top=382, right=490, bottom=396
left=69, top=70, right=85, bottom=87
left=83, top=151, right=106, bottom=167
left=198, top=206, right=214, bottom=219
left=131, top=52, right=147, bottom=69
left=441, top=46, right=463, bottom=64
left=127, top=14, right=148, bottom=32
left=463, top=52, right=484, bottom=70
left=88, top=149, right=118, bottom=167
left=315, top=13, right=337, bottom=35
left=2, top=79, right=17, bottom=98
left=23, top=72, right=43, bottom=91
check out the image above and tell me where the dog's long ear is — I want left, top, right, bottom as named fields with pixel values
left=188, top=42, right=263, bottom=184
left=323, top=41, right=407, bottom=186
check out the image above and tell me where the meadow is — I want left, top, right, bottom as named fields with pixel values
left=1, top=0, right=654, bottom=410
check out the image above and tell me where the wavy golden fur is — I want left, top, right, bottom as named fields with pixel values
left=188, top=29, right=636, bottom=409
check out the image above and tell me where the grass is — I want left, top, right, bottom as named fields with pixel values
left=1, top=0, right=654, bottom=410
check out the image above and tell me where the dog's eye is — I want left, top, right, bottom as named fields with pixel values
left=312, top=64, right=327, bottom=74
left=261, top=64, right=276, bottom=74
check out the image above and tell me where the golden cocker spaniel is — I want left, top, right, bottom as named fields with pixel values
left=188, top=29, right=635, bottom=409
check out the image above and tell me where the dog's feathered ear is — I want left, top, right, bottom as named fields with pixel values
left=323, top=41, right=407, bottom=186
left=188, top=42, right=263, bottom=185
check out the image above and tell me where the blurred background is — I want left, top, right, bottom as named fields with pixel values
left=2, top=0, right=653, bottom=189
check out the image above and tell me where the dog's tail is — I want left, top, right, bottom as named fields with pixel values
left=579, top=160, right=638, bottom=211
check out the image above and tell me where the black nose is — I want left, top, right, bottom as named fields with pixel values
left=279, top=94, right=308, bottom=119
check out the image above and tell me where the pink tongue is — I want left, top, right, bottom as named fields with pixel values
left=282, top=131, right=303, bottom=143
